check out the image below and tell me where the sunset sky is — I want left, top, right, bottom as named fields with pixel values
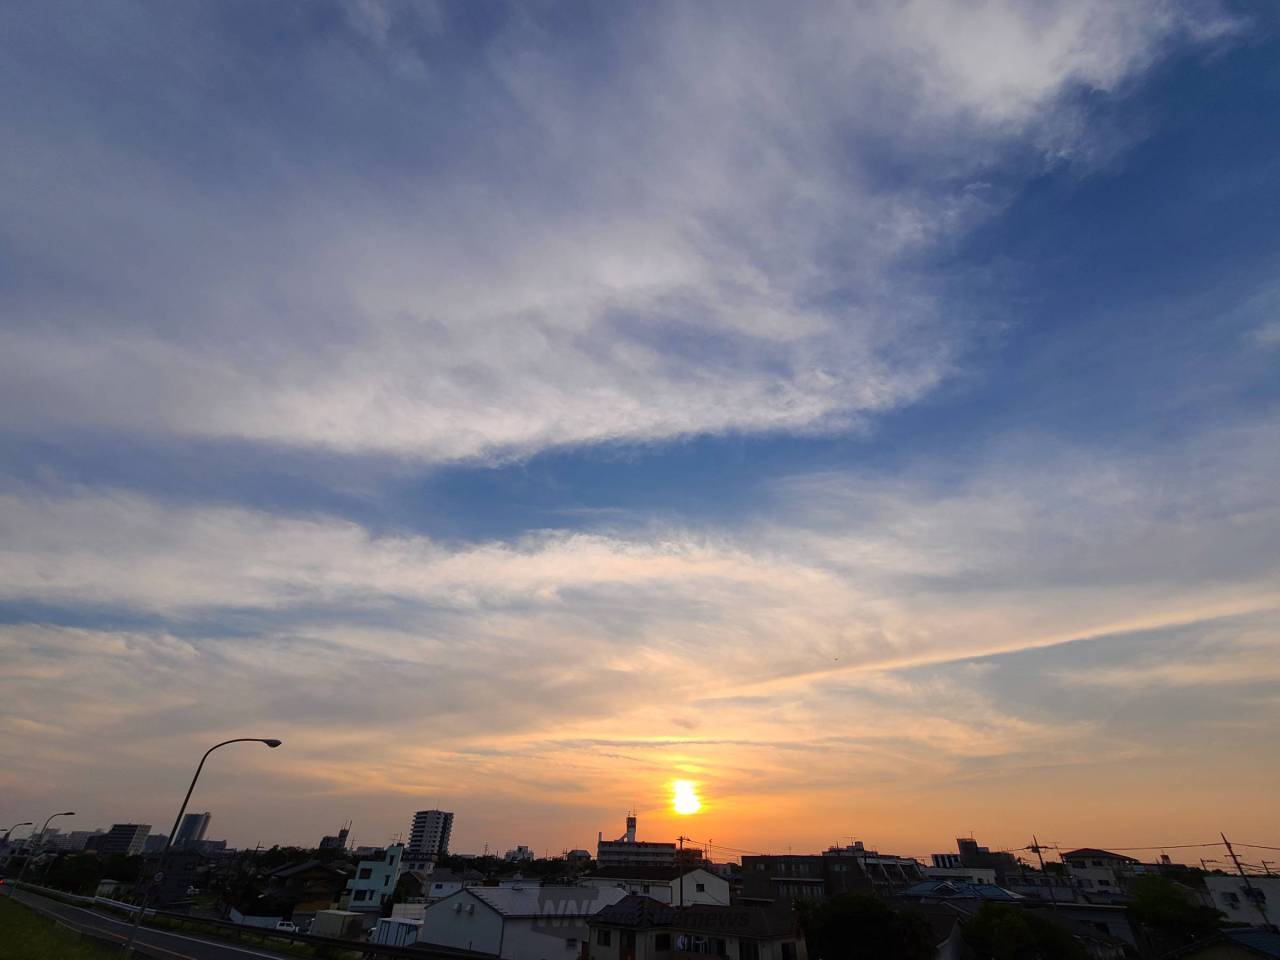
left=2, top=1, right=1278, bottom=862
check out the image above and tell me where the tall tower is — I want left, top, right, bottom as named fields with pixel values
left=624, top=815, right=637, bottom=843
left=174, top=812, right=212, bottom=851
left=408, top=809, right=454, bottom=859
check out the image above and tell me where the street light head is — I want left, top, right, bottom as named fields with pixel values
left=61, top=811, right=76, bottom=816
left=262, top=739, right=282, bottom=748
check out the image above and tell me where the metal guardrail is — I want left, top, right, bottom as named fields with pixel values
left=10, top=881, right=497, bottom=959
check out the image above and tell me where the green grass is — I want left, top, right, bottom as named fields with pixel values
left=0, top=896, right=122, bottom=959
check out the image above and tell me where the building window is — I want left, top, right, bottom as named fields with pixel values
left=655, top=934, right=671, bottom=951
left=696, top=883, right=705, bottom=892
left=354, top=890, right=368, bottom=901
left=358, top=868, right=373, bottom=879
left=781, top=943, right=796, bottom=960
left=740, top=942, right=759, bottom=960
left=597, top=930, right=612, bottom=947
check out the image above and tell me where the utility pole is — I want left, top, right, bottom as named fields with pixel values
left=1029, top=836, right=1059, bottom=910
left=677, top=836, right=690, bottom=908
left=1223, top=833, right=1275, bottom=931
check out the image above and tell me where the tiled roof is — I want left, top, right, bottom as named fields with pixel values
left=1059, top=848, right=1139, bottom=863
left=462, top=885, right=626, bottom=918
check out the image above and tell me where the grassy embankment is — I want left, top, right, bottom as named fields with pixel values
left=0, top=895, right=120, bottom=959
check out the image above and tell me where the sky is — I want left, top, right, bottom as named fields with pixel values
left=1, top=0, right=1278, bottom=864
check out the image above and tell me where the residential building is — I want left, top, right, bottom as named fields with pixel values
left=582, top=866, right=730, bottom=906
left=98, top=823, right=152, bottom=857
left=1205, top=875, right=1280, bottom=929
left=1060, top=848, right=1141, bottom=901
left=65, top=830, right=106, bottom=851
left=173, top=812, right=212, bottom=851
left=741, top=852, right=869, bottom=903
left=265, top=860, right=354, bottom=915
left=345, top=843, right=404, bottom=915
left=597, top=816, right=677, bottom=868
left=588, top=894, right=806, bottom=960
left=822, top=843, right=923, bottom=890
left=566, top=850, right=593, bottom=864
left=419, top=867, right=486, bottom=902
left=505, top=845, right=535, bottom=862
left=409, top=809, right=454, bottom=863
left=196, top=839, right=229, bottom=856
left=143, top=834, right=169, bottom=855
left=419, top=884, right=627, bottom=958
left=952, top=838, right=1019, bottom=884
left=921, top=865, right=998, bottom=885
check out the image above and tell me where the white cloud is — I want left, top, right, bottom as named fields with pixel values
left=0, top=1, right=1237, bottom=461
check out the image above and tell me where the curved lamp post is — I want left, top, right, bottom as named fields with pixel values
left=124, top=738, right=281, bottom=956
left=16, top=812, right=74, bottom=882
left=3, top=821, right=33, bottom=841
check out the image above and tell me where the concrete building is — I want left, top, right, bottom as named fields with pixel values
left=950, top=838, right=1019, bottom=884
left=505, top=845, right=536, bottom=862
left=1205, top=875, right=1280, bottom=929
left=409, top=809, right=454, bottom=863
left=921, top=865, right=998, bottom=885
left=345, top=843, right=404, bottom=915
left=98, top=823, right=152, bottom=857
left=419, top=884, right=627, bottom=959
left=173, top=812, right=212, bottom=851
left=582, top=867, right=730, bottom=906
left=319, top=823, right=351, bottom=850
left=65, top=830, right=106, bottom=851
left=822, top=843, right=923, bottom=891
left=597, top=816, right=677, bottom=868
left=143, top=834, right=169, bottom=855
left=740, top=852, right=870, bottom=903
left=588, top=894, right=806, bottom=960
left=418, top=867, right=487, bottom=902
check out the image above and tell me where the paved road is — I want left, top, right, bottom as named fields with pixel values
left=2, top=885, right=299, bottom=960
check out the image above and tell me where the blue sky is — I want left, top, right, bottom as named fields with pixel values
left=1, top=1, right=1277, bottom=857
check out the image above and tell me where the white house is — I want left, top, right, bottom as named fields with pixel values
left=1205, top=875, right=1279, bottom=928
left=419, top=885, right=627, bottom=960
left=581, top=867, right=729, bottom=906
left=345, top=843, right=404, bottom=914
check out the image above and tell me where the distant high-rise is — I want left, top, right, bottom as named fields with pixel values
left=408, top=809, right=453, bottom=860
left=173, top=812, right=211, bottom=851
left=99, top=824, right=151, bottom=857
left=319, top=821, right=351, bottom=850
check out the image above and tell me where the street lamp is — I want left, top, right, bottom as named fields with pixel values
left=2, top=822, right=33, bottom=841
left=123, top=738, right=282, bottom=956
left=16, top=812, right=74, bottom=883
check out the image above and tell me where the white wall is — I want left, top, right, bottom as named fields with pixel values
left=582, top=869, right=729, bottom=906
left=347, top=843, right=404, bottom=913
left=1206, top=876, right=1279, bottom=927
left=420, top=893, right=506, bottom=955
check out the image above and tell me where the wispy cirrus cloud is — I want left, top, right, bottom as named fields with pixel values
left=0, top=1, right=1241, bottom=461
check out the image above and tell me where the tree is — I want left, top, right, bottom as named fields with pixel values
left=962, top=903, right=1087, bottom=960
left=1127, top=875, right=1223, bottom=954
left=799, top=893, right=936, bottom=960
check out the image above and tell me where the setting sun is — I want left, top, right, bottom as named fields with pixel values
left=672, top=779, right=702, bottom=815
